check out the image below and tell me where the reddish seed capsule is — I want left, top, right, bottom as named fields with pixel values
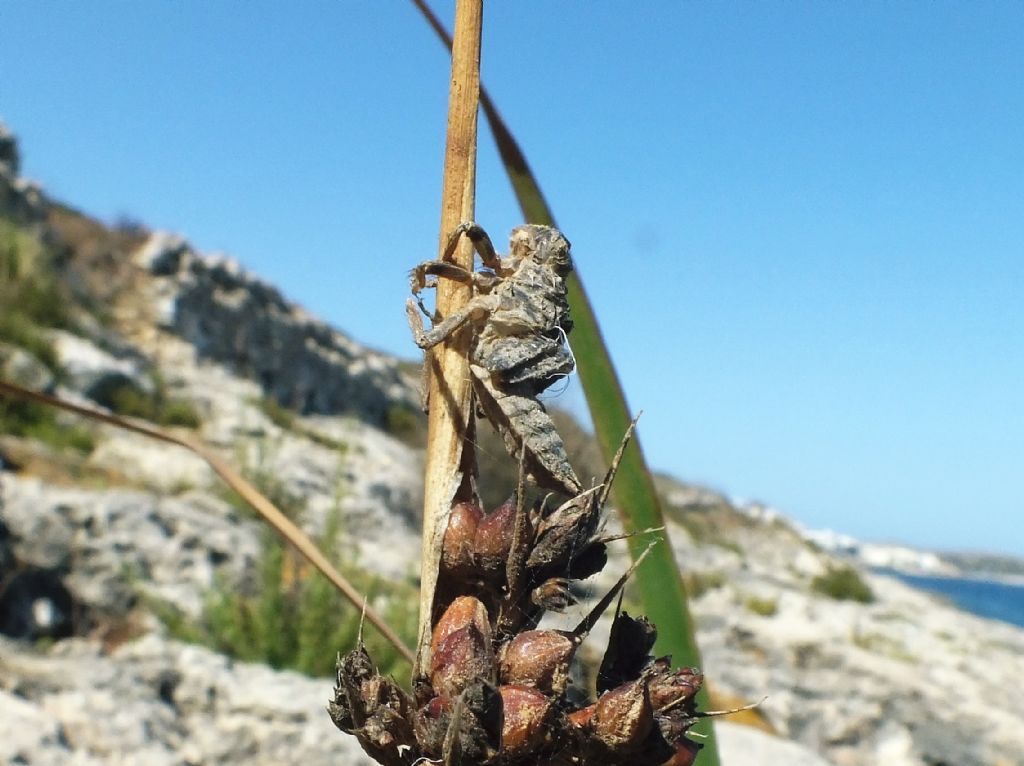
left=430, top=596, right=490, bottom=659
left=499, top=684, right=553, bottom=758
left=592, top=677, right=654, bottom=752
left=441, top=501, right=483, bottom=579
left=421, top=695, right=451, bottom=718
left=430, top=623, right=495, bottom=699
left=567, top=702, right=596, bottom=729
left=499, top=630, right=577, bottom=694
left=659, top=738, right=702, bottom=766
left=648, top=666, right=703, bottom=712
left=429, top=596, right=495, bottom=699
left=473, top=497, right=523, bottom=577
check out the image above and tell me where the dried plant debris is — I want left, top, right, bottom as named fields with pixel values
left=330, top=426, right=707, bottom=765
left=407, top=223, right=582, bottom=496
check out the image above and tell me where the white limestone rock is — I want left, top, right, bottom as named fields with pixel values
left=717, top=720, right=837, bottom=765
left=132, top=231, right=418, bottom=428
left=0, top=343, right=56, bottom=392
left=51, top=329, right=152, bottom=402
left=0, top=635, right=374, bottom=766
left=2, top=475, right=261, bottom=618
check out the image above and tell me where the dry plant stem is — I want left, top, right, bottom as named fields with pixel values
left=0, top=379, right=414, bottom=665
left=410, top=0, right=550, bottom=223
left=413, top=0, right=484, bottom=680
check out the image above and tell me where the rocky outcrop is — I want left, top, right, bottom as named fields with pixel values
left=0, top=343, right=56, bottom=392
left=134, top=232, right=417, bottom=427
left=0, top=121, right=46, bottom=225
left=0, top=632, right=837, bottom=766
left=716, top=721, right=835, bottom=766
left=0, top=634, right=375, bottom=766
left=2, top=476, right=262, bottom=621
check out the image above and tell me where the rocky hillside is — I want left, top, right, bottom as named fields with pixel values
left=2, top=122, right=1023, bottom=766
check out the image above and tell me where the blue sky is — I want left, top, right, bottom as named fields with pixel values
left=2, top=2, right=1022, bottom=556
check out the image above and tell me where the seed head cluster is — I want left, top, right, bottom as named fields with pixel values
left=329, top=428, right=706, bottom=765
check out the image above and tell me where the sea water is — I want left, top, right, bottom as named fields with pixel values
left=885, top=571, right=1024, bottom=629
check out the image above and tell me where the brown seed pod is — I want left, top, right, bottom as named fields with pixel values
left=447, top=680, right=503, bottom=765
left=567, top=702, right=596, bottom=730
left=330, top=645, right=417, bottom=764
left=592, top=677, right=654, bottom=752
left=659, top=738, right=702, bottom=766
left=499, top=629, right=577, bottom=694
left=329, top=645, right=374, bottom=733
left=358, top=674, right=416, bottom=755
left=430, top=595, right=490, bottom=658
left=327, top=410, right=714, bottom=764
left=473, top=496, right=524, bottom=577
left=430, top=597, right=495, bottom=699
left=647, top=664, right=703, bottom=713
left=649, top=712, right=698, bottom=762
left=527, top=490, right=601, bottom=572
left=499, top=684, right=554, bottom=758
left=431, top=623, right=496, bottom=700
left=441, top=501, right=483, bottom=579
left=563, top=540, right=608, bottom=581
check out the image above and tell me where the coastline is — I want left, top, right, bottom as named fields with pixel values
left=876, top=567, right=1024, bottom=629
left=877, top=565, right=1024, bottom=588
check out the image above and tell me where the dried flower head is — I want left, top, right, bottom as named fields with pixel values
left=331, top=446, right=710, bottom=765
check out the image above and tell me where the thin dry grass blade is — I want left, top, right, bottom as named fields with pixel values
left=0, top=379, right=414, bottom=665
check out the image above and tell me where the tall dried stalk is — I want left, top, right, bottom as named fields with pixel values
left=413, top=0, right=484, bottom=680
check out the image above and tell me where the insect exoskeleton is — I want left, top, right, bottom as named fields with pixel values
left=407, top=222, right=583, bottom=496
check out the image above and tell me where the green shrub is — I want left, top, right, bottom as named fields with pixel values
left=159, top=398, right=202, bottom=428
left=158, top=508, right=417, bottom=678
left=384, top=403, right=425, bottom=445
left=743, top=594, right=779, bottom=617
left=812, top=565, right=874, bottom=603
left=194, top=448, right=419, bottom=672
left=215, top=453, right=306, bottom=523
left=0, top=314, right=61, bottom=372
left=92, top=377, right=201, bottom=429
left=300, top=426, right=349, bottom=453
left=99, top=380, right=159, bottom=420
left=674, top=510, right=743, bottom=554
left=251, top=398, right=352, bottom=452
left=0, top=217, right=72, bottom=373
left=0, top=218, right=72, bottom=327
left=852, top=630, right=914, bottom=662
left=682, top=569, right=726, bottom=599
left=257, top=396, right=297, bottom=430
left=0, top=397, right=94, bottom=453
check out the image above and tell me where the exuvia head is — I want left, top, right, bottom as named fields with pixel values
left=509, top=225, right=573, bottom=275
